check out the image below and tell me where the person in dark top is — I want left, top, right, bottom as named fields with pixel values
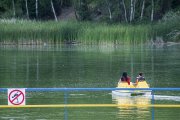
left=119, top=72, right=131, bottom=85
left=136, top=72, right=145, bottom=84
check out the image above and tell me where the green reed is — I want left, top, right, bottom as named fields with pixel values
left=78, top=23, right=151, bottom=44
left=0, top=20, right=161, bottom=45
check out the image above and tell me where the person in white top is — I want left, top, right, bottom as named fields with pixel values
left=136, top=72, right=145, bottom=85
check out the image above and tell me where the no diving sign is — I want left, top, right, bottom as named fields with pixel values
left=8, top=88, right=26, bottom=105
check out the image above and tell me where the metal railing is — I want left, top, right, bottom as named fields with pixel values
left=1, top=87, right=180, bottom=92
left=0, top=87, right=180, bottom=120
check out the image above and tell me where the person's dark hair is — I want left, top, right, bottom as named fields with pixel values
left=137, top=72, right=145, bottom=81
left=121, top=72, right=128, bottom=81
left=139, top=73, right=143, bottom=76
left=122, top=72, right=127, bottom=77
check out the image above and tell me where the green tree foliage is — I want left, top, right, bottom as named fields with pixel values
left=0, top=0, right=22, bottom=18
left=73, top=0, right=91, bottom=21
left=0, top=0, right=179, bottom=23
left=21, top=0, right=62, bottom=19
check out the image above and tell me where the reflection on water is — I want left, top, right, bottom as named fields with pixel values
left=112, top=94, right=151, bottom=120
left=1, top=44, right=180, bottom=88
left=0, top=44, right=180, bottom=119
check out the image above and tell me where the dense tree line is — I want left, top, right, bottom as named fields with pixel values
left=0, top=0, right=179, bottom=22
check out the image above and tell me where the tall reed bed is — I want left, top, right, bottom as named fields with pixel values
left=0, top=20, right=152, bottom=45
left=0, top=20, right=81, bottom=44
left=78, top=23, right=151, bottom=44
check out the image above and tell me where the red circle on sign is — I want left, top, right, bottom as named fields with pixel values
left=8, top=89, right=25, bottom=105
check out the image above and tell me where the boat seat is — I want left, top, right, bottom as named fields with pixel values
left=117, top=82, right=135, bottom=88
left=136, top=81, right=149, bottom=88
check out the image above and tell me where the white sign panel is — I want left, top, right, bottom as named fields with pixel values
left=8, top=88, right=26, bottom=105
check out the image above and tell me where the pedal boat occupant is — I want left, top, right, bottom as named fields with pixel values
left=113, top=72, right=151, bottom=96
left=118, top=72, right=131, bottom=88
left=135, top=72, right=149, bottom=88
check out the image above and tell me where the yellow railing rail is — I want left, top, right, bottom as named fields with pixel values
left=1, top=104, right=180, bottom=108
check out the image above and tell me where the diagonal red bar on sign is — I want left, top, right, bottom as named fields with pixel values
left=10, top=92, right=23, bottom=103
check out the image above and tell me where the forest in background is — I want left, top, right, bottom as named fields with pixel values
left=0, top=0, right=179, bottom=44
left=0, top=0, right=179, bottom=23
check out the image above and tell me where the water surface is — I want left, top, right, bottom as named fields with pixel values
left=0, top=44, right=180, bottom=120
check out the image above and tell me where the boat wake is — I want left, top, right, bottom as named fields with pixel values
left=150, top=95, right=180, bottom=102
left=112, top=92, right=180, bottom=102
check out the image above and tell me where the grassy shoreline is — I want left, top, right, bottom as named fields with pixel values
left=0, top=19, right=179, bottom=45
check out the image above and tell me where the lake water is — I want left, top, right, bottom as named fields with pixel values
left=0, top=44, right=180, bottom=120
